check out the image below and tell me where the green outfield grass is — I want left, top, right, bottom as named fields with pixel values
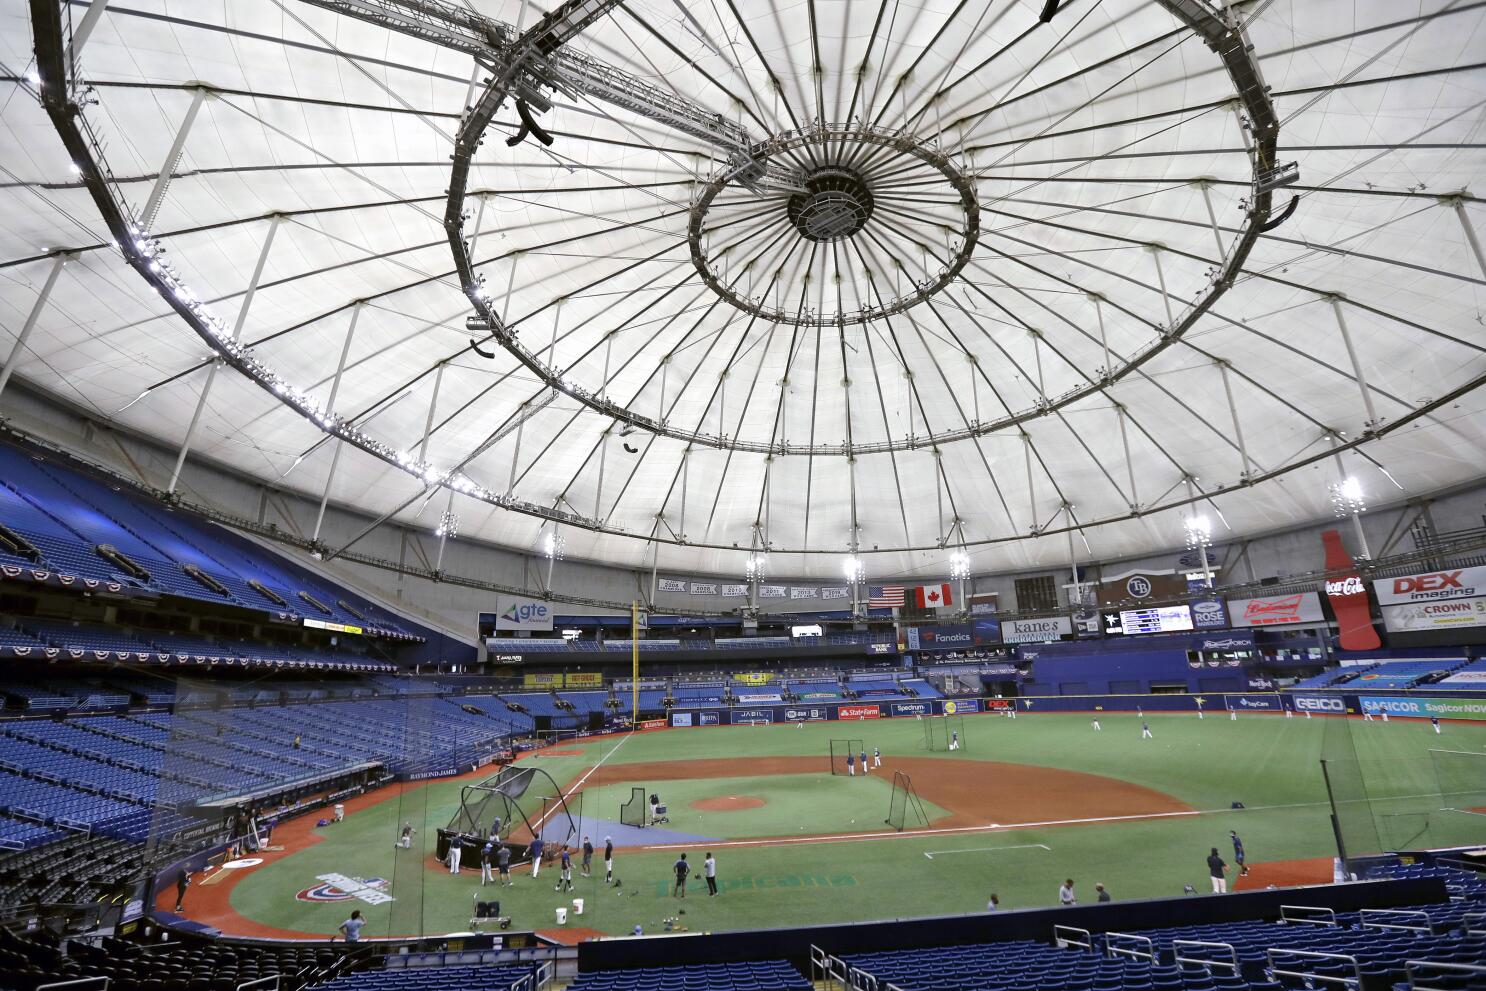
left=224, top=712, right=1486, bottom=939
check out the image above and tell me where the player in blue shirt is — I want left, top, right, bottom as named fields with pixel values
left=556, top=844, right=574, bottom=892
left=673, top=852, right=690, bottom=898
left=1230, top=830, right=1248, bottom=876
left=845, top=751, right=855, bottom=776
left=528, top=835, right=544, bottom=879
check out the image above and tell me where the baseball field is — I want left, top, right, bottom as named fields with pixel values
left=170, top=710, right=1486, bottom=941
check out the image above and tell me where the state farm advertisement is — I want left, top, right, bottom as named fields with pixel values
left=1229, top=591, right=1325, bottom=627
left=837, top=704, right=881, bottom=720
left=1382, top=597, right=1486, bottom=633
left=1373, top=566, right=1486, bottom=607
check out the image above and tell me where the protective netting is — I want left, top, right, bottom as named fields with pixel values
left=829, top=738, right=864, bottom=775
left=885, top=771, right=930, bottom=832
left=922, top=713, right=964, bottom=752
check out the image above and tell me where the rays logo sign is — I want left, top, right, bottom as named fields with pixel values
left=296, top=873, right=393, bottom=905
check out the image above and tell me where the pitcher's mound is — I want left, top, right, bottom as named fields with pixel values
left=691, top=795, right=766, bottom=812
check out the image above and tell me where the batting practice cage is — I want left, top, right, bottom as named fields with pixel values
left=446, top=764, right=580, bottom=854
left=619, top=786, right=647, bottom=827
left=922, top=713, right=964, bottom=751
left=829, top=739, right=865, bottom=775
left=885, top=771, right=931, bottom=831
left=1319, top=713, right=1486, bottom=877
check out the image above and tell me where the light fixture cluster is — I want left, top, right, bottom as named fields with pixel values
left=948, top=549, right=970, bottom=580
left=542, top=529, right=566, bottom=561
left=1183, top=513, right=1212, bottom=549
left=842, top=555, right=866, bottom=585
left=434, top=511, right=459, bottom=539
left=744, top=552, right=767, bottom=583
left=1329, top=476, right=1366, bottom=517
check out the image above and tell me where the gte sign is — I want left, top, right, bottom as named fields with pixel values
left=1293, top=695, right=1344, bottom=713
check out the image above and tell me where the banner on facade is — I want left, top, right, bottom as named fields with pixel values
left=657, top=578, right=687, bottom=593
left=1229, top=591, right=1325, bottom=628
left=690, top=582, right=717, bottom=595
left=1383, top=597, right=1486, bottom=633
left=496, top=596, right=554, bottom=631
left=1002, top=616, right=1072, bottom=643
left=1373, top=566, right=1486, bottom=607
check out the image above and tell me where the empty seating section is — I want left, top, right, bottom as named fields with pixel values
left=602, top=639, right=681, bottom=652
left=314, top=963, right=538, bottom=991
left=671, top=683, right=725, bottom=706
left=788, top=677, right=843, bottom=700
left=716, top=636, right=790, bottom=649
left=1352, top=659, right=1466, bottom=689
left=0, top=442, right=418, bottom=639
left=1437, top=657, right=1486, bottom=687
left=1289, top=668, right=1367, bottom=689
left=0, top=814, right=63, bottom=851
left=567, top=960, right=811, bottom=991
left=900, top=678, right=942, bottom=698
left=487, top=638, right=572, bottom=652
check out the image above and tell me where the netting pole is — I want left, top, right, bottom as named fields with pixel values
left=631, top=600, right=639, bottom=725
left=1320, top=760, right=1353, bottom=878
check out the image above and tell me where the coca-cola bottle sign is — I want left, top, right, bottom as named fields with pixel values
left=1321, top=529, right=1381, bottom=651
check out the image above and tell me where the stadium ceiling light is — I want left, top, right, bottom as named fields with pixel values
left=434, top=511, right=459, bottom=540
left=744, top=552, right=767, bottom=583
left=541, top=529, right=566, bottom=561
left=842, top=556, right=866, bottom=586
left=948, top=549, right=970, bottom=581
left=1329, top=476, right=1366, bottom=517
left=1183, top=513, right=1212, bottom=549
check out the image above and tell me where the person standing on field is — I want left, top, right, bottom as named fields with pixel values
left=1230, top=830, right=1248, bottom=876
left=1141, top=721, right=1154, bottom=739
left=528, top=835, right=544, bottom=879
left=1095, top=883, right=1111, bottom=903
left=950, top=730, right=960, bottom=751
left=480, top=842, right=494, bottom=885
left=704, top=852, right=718, bottom=896
left=604, top=836, right=615, bottom=884
left=1207, top=847, right=1228, bottom=893
left=673, top=852, right=690, bottom=898
left=872, top=746, right=881, bottom=768
left=859, top=749, right=869, bottom=774
left=1431, top=716, right=1442, bottom=734
left=497, top=843, right=512, bottom=885
left=174, top=868, right=189, bottom=912
left=846, top=751, right=855, bottom=776
left=1091, top=717, right=1102, bottom=732
left=1058, top=879, right=1076, bottom=906
left=448, top=835, right=462, bottom=875
left=555, top=845, right=573, bottom=892
left=581, top=835, right=594, bottom=878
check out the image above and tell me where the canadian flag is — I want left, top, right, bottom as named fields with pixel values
left=916, top=583, right=954, bottom=609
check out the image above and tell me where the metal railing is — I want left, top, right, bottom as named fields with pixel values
left=1053, top=925, right=1095, bottom=951
left=36, top=980, right=107, bottom=991
left=1265, top=948, right=1360, bottom=987
left=809, top=944, right=850, bottom=990
left=1172, top=939, right=1239, bottom=974
left=1405, top=959, right=1486, bottom=990
left=235, top=977, right=279, bottom=991
left=1104, top=932, right=1155, bottom=962
left=1281, top=904, right=1338, bottom=926
left=1465, top=912, right=1486, bottom=935
left=1359, top=908, right=1433, bottom=932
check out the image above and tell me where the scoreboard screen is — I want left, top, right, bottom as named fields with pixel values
left=1118, top=604, right=1194, bottom=635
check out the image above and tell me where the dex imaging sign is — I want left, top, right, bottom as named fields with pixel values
left=1374, top=566, right=1486, bottom=606
left=495, top=596, right=553, bottom=631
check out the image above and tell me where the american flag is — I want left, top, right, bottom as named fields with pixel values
left=868, top=585, right=905, bottom=608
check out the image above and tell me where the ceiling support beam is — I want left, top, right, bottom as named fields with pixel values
left=168, top=216, right=280, bottom=492
left=1115, top=403, right=1139, bottom=511
left=0, top=251, right=71, bottom=401
left=1148, top=244, right=1175, bottom=329
left=140, top=86, right=208, bottom=231
left=66, top=0, right=110, bottom=64
left=1328, top=296, right=1380, bottom=432
left=1216, top=359, right=1253, bottom=482
left=1022, top=431, right=1037, bottom=535
left=505, top=405, right=527, bottom=499
left=1451, top=197, right=1486, bottom=280
left=1197, top=179, right=1226, bottom=259
left=415, top=359, right=446, bottom=463
left=311, top=302, right=364, bottom=542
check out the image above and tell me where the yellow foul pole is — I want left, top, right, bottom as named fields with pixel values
left=630, top=599, right=639, bottom=726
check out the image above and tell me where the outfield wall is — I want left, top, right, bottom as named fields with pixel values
left=647, top=687, right=1486, bottom=728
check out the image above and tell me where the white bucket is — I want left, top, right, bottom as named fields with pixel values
left=555, top=907, right=568, bottom=925
left=572, top=898, right=584, bottom=915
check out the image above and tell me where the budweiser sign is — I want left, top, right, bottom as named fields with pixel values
left=1373, top=566, right=1486, bottom=607
left=1321, top=529, right=1380, bottom=651
left=1230, top=591, right=1324, bottom=627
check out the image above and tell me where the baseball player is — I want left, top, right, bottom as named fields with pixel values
left=497, top=843, right=512, bottom=885
left=1141, top=721, right=1153, bottom=739
left=1230, top=830, right=1248, bottom=876
left=950, top=730, right=960, bottom=751
left=581, top=835, right=594, bottom=877
left=859, top=749, right=869, bottom=774
left=1363, top=708, right=1374, bottom=722
left=846, top=751, right=855, bottom=776
left=1432, top=716, right=1442, bottom=734
left=872, top=746, right=881, bottom=768
left=1381, top=710, right=1389, bottom=722
left=1091, top=717, right=1102, bottom=732
left=604, top=836, right=615, bottom=884
left=480, top=842, right=495, bottom=885
left=447, top=835, right=462, bottom=875
left=555, top=845, right=573, bottom=892
left=528, top=835, right=544, bottom=879
left=1229, top=709, right=1237, bottom=721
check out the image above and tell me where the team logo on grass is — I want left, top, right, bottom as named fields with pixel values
left=296, top=873, right=393, bottom=905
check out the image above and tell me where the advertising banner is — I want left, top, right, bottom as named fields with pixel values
left=496, top=596, right=554, bottom=631
left=565, top=672, right=603, bottom=687
left=1382, top=598, right=1486, bottom=633
left=671, top=712, right=694, bottom=727
left=1003, top=616, right=1072, bottom=643
left=1189, top=598, right=1229, bottom=629
left=698, top=712, right=722, bottom=726
left=889, top=701, right=934, bottom=717
left=782, top=706, right=830, bottom=722
left=1360, top=696, right=1486, bottom=720
left=1229, top=591, right=1325, bottom=628
left=982, top=698, right=1015, bottom=712
left=941, top=699, right=981, bottom=714
left=1373, top=566, right=1486, bottom=606
left=1321, top=529, right=1381, bottom=651
left=522, top=672, right=563, bottom=687
left=1291, top=694, right=1346, bottom=713
left=734, top=672, right=775, bottom=685
left=837, top=703, right=881, bottom=720
left=1193, top=632, right=1256, bottom=652
left=969, top=592, right=999, bottom=616
left=972, top=617, right=1002, bottom=645
left=737, top=693, right=783, bottom=704
left=1224, top=694, right=1281, bottom=711
left=911, top=624, right=975, bottom=651
left=640, top=718, right=667, bottom=729
left=657, top=578, right=687, bottom=593
left=1441, top=670, right=1486, bottom=684
left=729, top=708, right=774, bottom=724
left=868, top=643, right=896, bottom=655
